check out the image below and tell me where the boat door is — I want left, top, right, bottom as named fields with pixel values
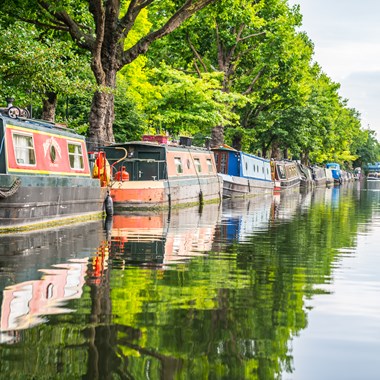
left=135, top=151, right=163, bottom=181
left=215, top=151, right=229, bottom=174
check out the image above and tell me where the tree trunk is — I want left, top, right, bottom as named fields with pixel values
left=271, top=141, right=281, bottom=160
left=301, top=151, right=310, bottom=165
left=42, top=92, right=57, bottom=122
left=262, top=143, right=267, bottom=159
left=88, top=91, right=115, bottom=150
left=232, top=131, right=242, bottom=151
left=211, top=125, right=224, bottom=148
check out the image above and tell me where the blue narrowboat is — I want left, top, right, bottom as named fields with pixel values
left=213, top=145, right=273, bottom=198
left=326, top=162, right=342, bottom=184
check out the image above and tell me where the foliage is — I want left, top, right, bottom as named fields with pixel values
left=0, top=22, right=94, bottom=111
left=0, top=0, right=377, bottom=164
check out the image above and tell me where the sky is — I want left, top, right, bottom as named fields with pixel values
left=287, top=0, right=380, bottom=137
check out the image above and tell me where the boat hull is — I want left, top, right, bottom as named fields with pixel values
left=110, top=175, right=222, bottom=211
left=0, top=174, right=107, bottom=231
left=219, top=173, right=273, bottom=198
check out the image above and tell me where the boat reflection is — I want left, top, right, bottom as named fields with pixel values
left=218, top=195, right=274, bottom=242
left=365, top=178, right=380, bottom=191
left=109, top=203, right=221, bottom=267
left=0, top=221, right=107, bottom=344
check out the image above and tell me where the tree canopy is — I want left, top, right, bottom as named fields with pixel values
left=0, top=0, right=378, bottom=166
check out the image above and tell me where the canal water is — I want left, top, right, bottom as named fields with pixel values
left=0, top=182, right=379, bottom=379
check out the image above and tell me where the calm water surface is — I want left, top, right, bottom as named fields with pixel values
left=0, top=182, right=379, bottom=379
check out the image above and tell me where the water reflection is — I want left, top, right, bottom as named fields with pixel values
left=0, top=221, right=106, bottom=344
left=110, top=203, right=221, bottom=267
left=0, top=184, right=378, bottom=380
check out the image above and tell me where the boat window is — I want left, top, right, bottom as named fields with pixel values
left=12, top=132, right=36, bottom=165
left=207, top=159, right=213, bottom=173
left=187, top=159, right=191, bottom=169
left=68, top=142, right=84, bottom=169
left=50, top=145, right=57, bottom=162
left=194, top=158, right=202, bottom=172
left=220, top=154, right=227, bottom=173
left=277, top=165, right=286, bottom=179
left=174, top=157, right=183, bottom=173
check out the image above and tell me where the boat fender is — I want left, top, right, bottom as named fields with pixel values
left=104, top=191, right=114, bottom=216
left=93, top=152, right=111, bottom=187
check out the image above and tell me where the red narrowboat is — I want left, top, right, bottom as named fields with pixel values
left=0, top=114, right=109, bottom=232
left=103, top=137, right=223, bottom=211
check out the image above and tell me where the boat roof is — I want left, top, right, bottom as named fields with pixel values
left=106, top=140, right=212, bottom=152
left=213, top=144, right=270, bottom=162
left=0, top=113, right=84, bottom=140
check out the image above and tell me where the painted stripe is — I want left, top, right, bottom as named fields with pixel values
left=7, top=124, right=84, bottom=142
left=8, top=168, right=90, bottom=177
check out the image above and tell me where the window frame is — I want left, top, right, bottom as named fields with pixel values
left=194, top=157, right=202, bottom=173
left=67, top=141, right=85, bottom=170
left=12, top=131, right=36, bottom=166
left=174, top=157, right=183, bottom=174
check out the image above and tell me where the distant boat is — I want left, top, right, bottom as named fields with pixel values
left=326, top=162, right=342, bottom=184
left=311, top=165, right=327, bottom=187
left=103, top=136, right=222, bottom=211
left=212, top=145, right=273, bottom=198
left=296, top=163, right=314, bottom=188
left=271, top=160, right=301, bottom=191
left=366, top=172, right=380, bottom=181
left=0, top=114, right=109, bottom=233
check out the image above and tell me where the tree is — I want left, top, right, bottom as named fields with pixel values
left=1, top=0, right=219, bottom=147
left=0, top=22, right=93, bottom=121
left=147, top=0, right=307, bottom=149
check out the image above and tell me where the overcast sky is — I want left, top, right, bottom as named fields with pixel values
left=288, top=0, right=380, bottom=137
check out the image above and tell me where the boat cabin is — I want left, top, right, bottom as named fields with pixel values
left=102, top=139, right=222, bottom=210
left=0, top=114, right=107, bottom=231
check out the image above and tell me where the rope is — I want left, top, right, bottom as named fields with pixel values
left=0, top=135, right=4, bottom=156
left=0, top=177, right=21, bottom=198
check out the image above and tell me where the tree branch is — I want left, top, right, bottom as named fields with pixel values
left=118, top=0, right=155, bottom=39
left=215, top=20, right=225, bottom=71
left=238, top=31, right=266, bottom=42
left=187, top=34, right=208, bottom=72
left=243, top=67, right=266, bottom=95
left=37, top=0, right=95, bottom=50
left=120, top=0, right=217, bottom=68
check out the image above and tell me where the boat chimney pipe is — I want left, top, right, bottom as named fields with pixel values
left=6, top=97, right=14, bottom=108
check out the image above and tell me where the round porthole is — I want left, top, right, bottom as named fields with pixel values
left=50, top=145, right=57, bottom=162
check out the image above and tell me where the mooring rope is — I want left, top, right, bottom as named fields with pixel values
left=0, top=177, right=21, bottom=198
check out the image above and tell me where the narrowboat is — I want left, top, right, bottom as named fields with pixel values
left=102, top=136, right=222, bottom=211
left=0, top=114, right=109, bottom=232
left=366, top=171, right=380, bottom=181
left=296, top=163, right=314, bottom=188
left=311, top=165, right=327, bottom=187
left=271, top=160, right=301, bottom=191
left=326, top=162, right=342, bottom=184
left=212, top=145, right=273, bottom=198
